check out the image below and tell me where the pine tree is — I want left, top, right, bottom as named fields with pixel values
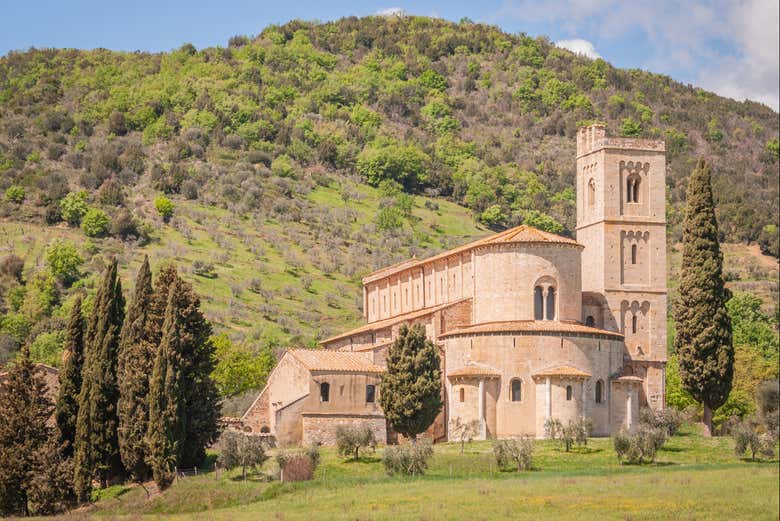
left=0, top=347, right=53, bottom=517
left=673, top=159, right=734, bottom=436
left=117, top=256, right=157, bottom=480
left=55, top=295, right=84, bottom=458
left=146, top=280, right=185, bottom=488
left=379, top=324, right=442, bottom=441
left=73, top=259, right=125, bottom=501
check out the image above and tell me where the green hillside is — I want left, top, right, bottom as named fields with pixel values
left=0, top=16, right=777, bottom=407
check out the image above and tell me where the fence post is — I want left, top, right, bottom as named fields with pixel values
left=194, top=466, right=198, bottom=476
left=174, top=466, right=178, bottom=483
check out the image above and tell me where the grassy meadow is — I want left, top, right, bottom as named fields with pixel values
left=48, top=426, right=779, bottom=521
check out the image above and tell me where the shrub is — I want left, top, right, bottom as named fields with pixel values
left=218, top=430, right=269, bottom=480
left=4, top=185, right=25, bottom=203
left=45, top=240, right=82, bottom=285
left=335, top=423, right=377, bottom=460
left=59, top=191, right=89, bottom=225
left=108, top=110, right=127, bottom=135
left=450, top=418, right=480, bottom=453
left=639, top=407, right=684, bottom=436
left=620, top=117, right=642, bottom=137
left=545, top=417, right=591, bottom=451
left=382, top=439, right=433, bottom=476
left=0, top=254, right=24, bottom=282
left=757, top=380, right=779, bottom=440
left=192, top=260, right=216, bottom=278
left=276, top=446, right=320, bottom=482
left=493, top=437, right=534, bottom=471
left=154, top=195, right=174, bottom=221
left=80, top=208, right=110, bottom=237
left=271, top=154, right=295, bottom=177
left=613, top=424, right=667, bottom=464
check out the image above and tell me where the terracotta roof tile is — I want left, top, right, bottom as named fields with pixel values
left=448, top=364, right=501, bottom=378
left=320, top=298, right=471, bottom=344
left=439, top=320, right=624, bottom=339
left=288, top=349, right=385, bottom=373
left=533, top=365, right=592, bottom=378
left=363, top=225, right=580, bottom=283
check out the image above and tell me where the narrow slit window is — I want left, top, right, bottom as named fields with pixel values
left=320, top=382, right=330, bottom=402
left=631, top=244, right=637, bottom=264
left=632, top=315, right=638, bottom=334
left=595, top=380, right=603, bottom=404
left=366, top=384, right=376, bottom=403
left=534, top=286, right=544, bottom=320
left=459, top=387, right=465, bottom=402
left=546, top=287, right=556, bottom=320
left=511, top=379, right=522, bottom=402
left=566, top=385, right=573, bottom=401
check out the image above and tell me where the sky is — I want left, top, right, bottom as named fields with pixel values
left=1, top=0, right=777, bottom=110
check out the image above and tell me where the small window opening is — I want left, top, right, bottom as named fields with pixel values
left=632, top=315, right=637, bottom=334
left=566, top=385, right=573, bottom=401
left=585, top=315, right=595, bottom=327
left=459, top=387, right=465, bottom=402
left=546, top=287, right=556, bottom=320
left=595, top=380, right=603, bottom=404
left=320, top=382, right=330, bottom=402
left=366, top=384, right=376, bottom=403
left=631, top=244, right=637, bottom=264
left=511, top=379, right=522, bottom=402
left=534, top=286, right=544, bottom=320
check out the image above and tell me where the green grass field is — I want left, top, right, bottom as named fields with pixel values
left=56, top=426, right=779, bottom=521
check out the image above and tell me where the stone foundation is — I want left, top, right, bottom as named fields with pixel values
left=301, top=414, right=387, bottom=446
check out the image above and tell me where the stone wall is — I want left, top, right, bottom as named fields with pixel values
left=301, top=414, right=387, bottom=446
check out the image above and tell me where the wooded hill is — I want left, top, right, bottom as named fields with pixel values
left=0, top=16, right=777, bottom=394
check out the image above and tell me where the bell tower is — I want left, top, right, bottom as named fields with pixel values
left=575, top=124, right=667, bottom=410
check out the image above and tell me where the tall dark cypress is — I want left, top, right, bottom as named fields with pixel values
left=146, top=279, right=186, bottom=488
left=379, top=324, right=442, bottom=441
left=55, top=296, right=84, bottom=458
left=673, top=159, right=734, bottom=436
left=0, top=347, right=53, bottom=517
left=117, top=257, right=156, bottom=480
left=73, top=259, right=125, bottom=501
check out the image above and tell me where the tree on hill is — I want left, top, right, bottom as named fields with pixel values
left=379, top=324, right=442, bottom=442
left=0, top=347, right=54, bottom=516
left=146, top=267, right=220, bottom=476
left=55, top=295, right=84, bottom=458
left=117, top=256, right=157, bottom=481
left=146, top=279, right=187, bottom=488
left=74, top=259, right=126, bottom=501
left=674, top=159, right=733, bottom=436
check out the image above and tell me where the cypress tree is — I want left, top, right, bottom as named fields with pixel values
left=117, top=256, right=156, bottom=480
left=73, top=259, right=125, bottom=501
left=146, top=279, right=186, bottom=488
left=0, top=347, right=53, bottom=516
left=379, top=324, right=442, bottom=441
left=673, top=159, right=734, bottom=436
left=55, top=295, right=85, bottom=458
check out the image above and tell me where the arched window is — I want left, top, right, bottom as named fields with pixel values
left=633, top=177, right=640, bottom=203
left=366, top=384, right=376, bottom=403
left=588, top=178, right=595, bottom=206
left=510, top=379, right=522, bottom=402
left=459, top=387, right=465, bottom=402
left=585, top=315, right=595, bottom=327
left=320, top=382, right=330, bottom=402
left=534, top=286, right=544, bottom=320
left=546, top=287, right=556, bottom=320
left=632, top=315, right=637, bottom=334
left=260, top=425, right=271, bottom=433
left=566, top=385, right=573, bottom=401
left=627, top=175, right=641, bottom=203
left=595, top=380, right=604, bottom=404
left=627, top=177, right=633, bottom=202
left=631, top=244, right=637, bottom=264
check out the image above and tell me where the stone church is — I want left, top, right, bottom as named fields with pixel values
left=243, top=124, right=667, bottom=445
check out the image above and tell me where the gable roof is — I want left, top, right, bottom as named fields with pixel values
left=363, top=224, right=581, bottom=283
left=288, top=349, right=385, bottom=374
left=320, top=298, right=471, bottom=345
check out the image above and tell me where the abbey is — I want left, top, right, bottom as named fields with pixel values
left=243, top=125, right=667, bottom=444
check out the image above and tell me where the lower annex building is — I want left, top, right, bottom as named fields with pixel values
left=243, top=125, right=668, bottom=445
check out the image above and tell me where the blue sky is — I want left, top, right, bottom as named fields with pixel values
left=2, top=0, right=777, bottom=109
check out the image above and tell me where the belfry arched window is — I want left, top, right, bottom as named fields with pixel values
left=546, top=287, right=556, bottom=320
left=595, top=380, right=604, bottom=403
left=510, top=379, right=522, bottom=402
left=588, top=178, right=595, bottom=206
left=632, top=315, right=638, bottom=334
left=627, top=174, right=641, bottom=203
left=534, top=286, right=544, bottom=320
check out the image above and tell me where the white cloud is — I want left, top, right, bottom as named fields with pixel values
left=490, top=0, right=779, bottom=110
left=555, top=38, right=601, bottom=59
left=376, top=7, right=405, bottom=17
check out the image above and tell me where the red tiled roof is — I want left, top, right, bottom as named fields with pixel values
left=320, top=298, right=471, bottom=344
left=533, top=365, right=592, bottom=379
left=363, top=224, right=581, bottom=283
left=439, top=320, right=624, bottom=339
left=288, top=349, right=385, bottom=373
left=448, top=364, right=501, bottom=378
